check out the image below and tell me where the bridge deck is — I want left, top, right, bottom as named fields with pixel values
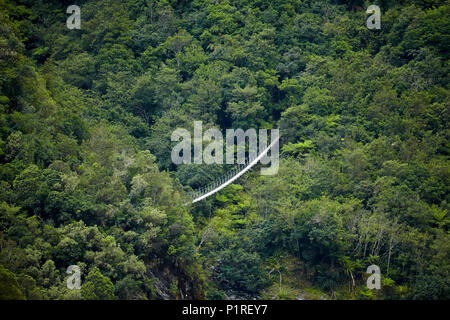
left=189, top=135, right=280, bottom=204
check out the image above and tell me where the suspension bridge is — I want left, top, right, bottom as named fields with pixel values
left=186, top=134, right=280, bottom=204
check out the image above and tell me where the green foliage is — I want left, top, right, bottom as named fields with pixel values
left=81, top=267, right=116, bottom=300
left=217, top=248, right=270, bottom=294
left=0, top=0, right=449, bottom=300
left=0, top=265, right=25, bottom=300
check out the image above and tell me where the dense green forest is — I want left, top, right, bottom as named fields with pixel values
left=0, top=0, right=449, bottom=300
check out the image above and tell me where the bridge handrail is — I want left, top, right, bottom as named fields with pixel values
left=190, top=134, right=280, bottom=204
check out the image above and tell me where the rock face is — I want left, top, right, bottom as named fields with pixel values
left=225, top=290, right=261, bottom=300
left=149, top=272, right=171, bottom=300
left=296, top=291, right=328, bottom=300
left=148, top=269, right=198, bottom=300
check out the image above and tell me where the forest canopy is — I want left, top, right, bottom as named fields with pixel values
left=0, top=0, right=449, bottom=300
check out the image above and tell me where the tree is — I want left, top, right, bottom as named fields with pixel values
left=0, top=265, right=25, bottom=300
left=81, top=267, right=116, bottom=300
left=217, top=248, right=269, bottom=295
